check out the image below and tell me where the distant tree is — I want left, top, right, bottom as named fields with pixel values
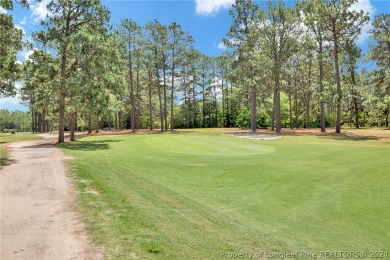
left=0, top=109, right=31, bottom=132
left=21, top=50, right=57, bottom=133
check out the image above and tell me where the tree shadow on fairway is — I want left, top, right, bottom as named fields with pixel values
left=319, top=135, right=381, bottom=142
left=60, top=139, right=122, bottom=151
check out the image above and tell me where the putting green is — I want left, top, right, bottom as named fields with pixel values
left=144, top=134, right=275, bottom=155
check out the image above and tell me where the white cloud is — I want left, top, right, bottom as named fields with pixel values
left=19, top=17, right=27, bottom=25
left=31, top=0, right=51, bottom=23
left=17, top=48, right=36, bottom=62
left=24, top=49, right=36, bottom=61
left=0, top=96, right=21, bottom=106
left=195, top=0, right=234, bottom=16
left=0, top=6, right=7, bottom=14
left=217, top=42, right=227, bottom=50
left=0, top=81, right=30, bottom=111
left=349, top=0, right=376, bottom=45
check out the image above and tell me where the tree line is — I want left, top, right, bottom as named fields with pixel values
left=0, top=109, right=31, bottom=132
left=1, top=0, right=389, bottom=142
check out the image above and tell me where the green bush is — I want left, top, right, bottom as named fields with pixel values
left=235, top=108, right=250, bottom=128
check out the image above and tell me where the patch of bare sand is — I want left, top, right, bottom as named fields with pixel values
left=1, top=136, right=101, bottom=259
left=227, top=133, right=281, bottom=140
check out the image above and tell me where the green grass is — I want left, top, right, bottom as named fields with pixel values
left=60, top=132, right=390, bottom=259
left=0, top=132, right=39, bottom=166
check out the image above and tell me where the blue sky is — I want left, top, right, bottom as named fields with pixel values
left=1, top=0, right=389, bottom=111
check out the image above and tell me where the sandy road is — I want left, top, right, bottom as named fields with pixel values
left=1, top=135, right=101, bottom=260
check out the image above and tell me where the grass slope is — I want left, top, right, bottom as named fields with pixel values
left=61, top=132, right=390, bottom=259
left=0, top=132, right=39, bottom=166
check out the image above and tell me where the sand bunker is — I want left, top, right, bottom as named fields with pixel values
left=228, top=133, right=281, bottom=141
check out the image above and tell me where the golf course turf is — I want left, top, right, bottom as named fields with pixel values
left=60, top=130, right=390, bottom=259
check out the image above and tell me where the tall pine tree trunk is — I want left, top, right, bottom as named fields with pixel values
left=170, top=54, right=175, bottom=132
left=88, top=114, right=92, bottom=134
left=295, top=91, right=298, bottom=129
left=351, top=71, right=359, bottom=129
left=128, top=45, right=136, bottom=133
left=275, top=74, right=281, bottom=133
left=136, top=64, right=141, bottom=130
left=271, top=91, right=276, bottom=131
left=37, top=113, right=41, bottom=133
left=306, top=94, right=311, bottom=129
left=75, top=112, right=78, bottom=131
left=58, top=48, right=66, bottom=143
left=289, top=92, right=293, bottom=129
left=114, top=112, right=118, bottom=130
left=70, top=111, right=76, bottom=141
left=202, top=75, right=205, bottom=127
left=31, top=109, right=35, bottom=133
left=193, top=82, right=196, bottom=127
left=250, top=88, right=257, bottom=133
left=119, top=110, right=124, bottom=130
left=333, top=34, right=342, bottom=134
left=221, top=80, right=224, bottom=127
left=163, top=63, right=168, bottom=131
left=157, top=68, right=164, bottom=131
left=319, top=41, right=326, bottom=133
left=306, top=58, right=312, bottom=129
left=148, top=72, right=153, bottom=130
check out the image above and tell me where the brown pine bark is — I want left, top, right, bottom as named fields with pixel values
left=250, top=88, right=257, bottom=133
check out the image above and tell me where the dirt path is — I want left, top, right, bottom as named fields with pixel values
left=1, top=135, right=101, bottom=260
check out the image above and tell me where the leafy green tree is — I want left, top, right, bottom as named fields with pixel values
left=251, top=0, right=301, bottom=133
left=145, top=20, right=169, bottom=131
left=319, top=0, right=369, bottom=133
left=168, top=22, right=193, bottom=131
left=367, top=14, right=390, bottom=127
left=225, top=0, right=258, bottom=48
left=299, top=0, right=329, bottom=132
left=368, top=14, right=390, bottom=69
left=232, top=42, right=272, bottom=132
left=0, top=0, right=28, bottom=97
left=198, top=54, right=213, bottom=127
left=21, top=50, right=58, bottom=133
left=341, top=40, right=364, bottom=128
left=117, top=19, right=142, bottom=132
left=34, top=0, right=110, bottom=143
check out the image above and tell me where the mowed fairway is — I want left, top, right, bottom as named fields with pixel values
left=61, top=132, right=390, bottom=259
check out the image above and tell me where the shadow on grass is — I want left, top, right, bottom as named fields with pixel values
left=319, top=135, right=381, bottom=142
left=60, top=139, right=122, bottom=151
left=0, top=158, right=17, bottom=167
